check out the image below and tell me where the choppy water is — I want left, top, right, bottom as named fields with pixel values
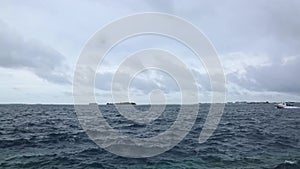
left=0, top=103, right=299, bottom=169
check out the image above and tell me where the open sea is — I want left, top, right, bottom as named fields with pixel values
left=0, top=103, right=299, bottom=169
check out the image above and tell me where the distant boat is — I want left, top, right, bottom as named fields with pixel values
left=276, top=102, right=298, bottom=109
left=106, top=102, right=136, bottom=105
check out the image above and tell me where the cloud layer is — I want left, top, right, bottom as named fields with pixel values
left=0, top=20, right=70, bottom=84
left=0, top=0, right=300, bottom=103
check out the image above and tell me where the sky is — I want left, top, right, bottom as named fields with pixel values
left=0, top=0, right=300, bottom=104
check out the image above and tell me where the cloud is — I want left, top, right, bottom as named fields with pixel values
left=146, top=0, right=300, bottom=57
left=95, top=68, right=213, bottom=96
left=95, top=70, right=179, bottom=94
left=1, top=0, right=300, bottom=103
left=228, top=55, right=300, bottom=95
left=0, top=20, right=70, bottom=84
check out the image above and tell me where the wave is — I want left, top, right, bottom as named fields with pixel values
left=273, top=160, right=300, bottom=169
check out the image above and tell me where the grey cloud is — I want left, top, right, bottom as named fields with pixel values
left=95, top=68, right=214, bottom=95
left=95, top=70, right=179, bottom=94
left=95, top=72, right=113, bottom=91
left=134, top=0, right=300, bottom=98
left=238, top=0, right=300, bottom=57
left=131, top=70, right=179, bottom=94
left=166, top=0, right=300, bottom=97
left=86, top=1, right=300, bottom=100
left=147, top=0, right=300, bottom=56
left=190, top=68, right=211, bottom=91
left=228, top=56, right=300, bottom=95
left=0, top=20, right=70, bottom=84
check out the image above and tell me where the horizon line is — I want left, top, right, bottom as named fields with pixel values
left=0, top=100, right=299, bottom=105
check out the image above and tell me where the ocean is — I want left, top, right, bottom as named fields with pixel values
left=0, top=103, right=299, bottom=169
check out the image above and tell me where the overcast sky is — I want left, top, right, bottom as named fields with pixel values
left=0, top=0, right=300, bottom=104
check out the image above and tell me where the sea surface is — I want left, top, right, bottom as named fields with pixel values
left=0, top=103, right=299, bottom=169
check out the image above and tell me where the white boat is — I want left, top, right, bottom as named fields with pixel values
left=276, top=102, right=299, bottom=109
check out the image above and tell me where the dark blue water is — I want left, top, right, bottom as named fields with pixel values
left=0, top=103, right=299, bottom=169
